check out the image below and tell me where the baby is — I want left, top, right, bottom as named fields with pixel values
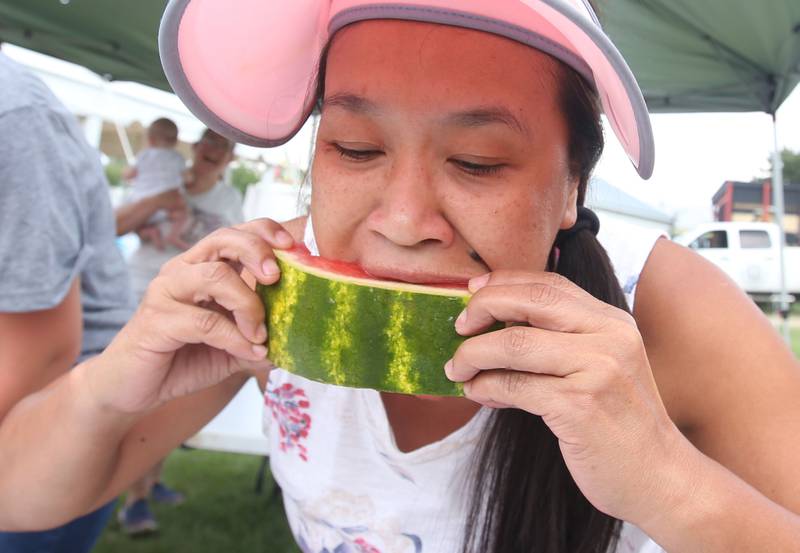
left=124, top=118, right=189, bottom=250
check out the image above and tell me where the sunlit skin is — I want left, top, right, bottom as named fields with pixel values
left=310, top=20, right=581, bottom=438
left=309, top=21, right=581, bottom=447
left=312, top=21, right=578, bottom=278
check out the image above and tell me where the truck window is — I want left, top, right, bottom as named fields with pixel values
left=739, top=230, right=771, bottom=249
left=689, top=230, right=728, bottom=249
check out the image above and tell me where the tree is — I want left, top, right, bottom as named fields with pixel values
left=230, top=162, right=263, bottom=196
left=104, top=158, right=126, bottom=187
left=770, top=148, right=800, bottom=184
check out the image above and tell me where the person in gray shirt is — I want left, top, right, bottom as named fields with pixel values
left=0, top=49, right=135, bottom=552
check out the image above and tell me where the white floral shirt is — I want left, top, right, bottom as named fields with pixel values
left=262, top=217, right=667, bottom=553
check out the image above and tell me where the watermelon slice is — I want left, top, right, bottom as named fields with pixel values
left=257, top=246, right=496, bottom=396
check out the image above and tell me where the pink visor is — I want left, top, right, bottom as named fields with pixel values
left=159, top=0, right=654, bottom=178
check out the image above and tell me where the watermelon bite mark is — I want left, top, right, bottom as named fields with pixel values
left=258, top=247, right=501, bottom=396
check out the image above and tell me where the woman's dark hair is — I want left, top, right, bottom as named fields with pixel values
left=461, top=63, right=627, bottom=553
left=313, top=25, right=628, bottom=553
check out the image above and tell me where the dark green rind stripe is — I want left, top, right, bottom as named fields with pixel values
left=259, top=254, right=501, bottom=396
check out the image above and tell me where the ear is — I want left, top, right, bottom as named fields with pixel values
left=559, top=178, right=580, bottom=230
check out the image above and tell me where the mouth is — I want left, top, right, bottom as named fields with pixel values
left=362, top=264, right=472, bottom=286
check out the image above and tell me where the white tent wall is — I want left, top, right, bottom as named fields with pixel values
left=243, top=181, right=306, bottom=224
left=184, top=380, right=269, bottom=455
left=3, top=44, right=316, bottom=169
left=4, top=45, right=206, bottom=143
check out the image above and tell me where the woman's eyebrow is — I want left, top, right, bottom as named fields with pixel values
left=322, top=92, right=380, bottom=114
left=444, top=107, right=529, bottom=137
left=322, top=93, right=528, bottom=137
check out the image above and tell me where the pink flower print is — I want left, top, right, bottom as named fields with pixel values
left=265, top=381, right=312, bottom=461
left=353, top=538, right=382, bottom=553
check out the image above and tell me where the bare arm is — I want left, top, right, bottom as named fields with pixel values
left=0, top=358, right=247, bottom=530
left=115, top=189, right=185, bottom=236
left=0, top=219, right=292, bottom=531
left=633, top=239, right=800, bottom=550
left=0, top=279, right=239, bottom=530
left=0, top=279, right=82, bottom=421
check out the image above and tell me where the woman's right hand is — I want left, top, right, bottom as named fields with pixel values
left=88, top=218, right=294, bottom=415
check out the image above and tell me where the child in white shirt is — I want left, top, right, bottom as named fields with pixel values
left=124, top=117, right=188, bottom=250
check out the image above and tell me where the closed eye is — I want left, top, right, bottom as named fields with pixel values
left=451, top=159, right=506, bottom=176
left=332, top=143, right=383, bottom=161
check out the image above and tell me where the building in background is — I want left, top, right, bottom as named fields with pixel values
left=587, top=178, right=674, bottom=236
left=712, top=180, right=800, bottom=242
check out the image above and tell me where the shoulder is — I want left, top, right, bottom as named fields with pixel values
left=217, top=180, right=243, bottom=204
left=0, top=54, right=66, bottom=118
left=193, top=180, right=239, bottom=203
left=632, top=239, right=795, bottom=427
left=634, top=238, right=800, bottom=517
left=0, top=58, right=91, bottom=169
left=165, top=149, right=186, bottom=166
left=140, top=148, right=185, bottom=166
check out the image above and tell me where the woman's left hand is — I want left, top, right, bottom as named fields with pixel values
left=446, top=270, right=696, bottom=527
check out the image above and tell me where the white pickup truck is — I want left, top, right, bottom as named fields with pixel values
left=674, top=222, right=800, bottom=296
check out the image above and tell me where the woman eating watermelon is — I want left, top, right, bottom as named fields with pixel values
left=2, top=1, right=800, bottom=551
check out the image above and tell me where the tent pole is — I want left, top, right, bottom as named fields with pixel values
left=771, top=113, right=791, bottom=344
left=113, top=120, right=135, bottom=166
left=100, top=77, right=135, bottom=165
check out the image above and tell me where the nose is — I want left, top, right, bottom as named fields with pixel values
left=365, top=156, right=454, bottom=248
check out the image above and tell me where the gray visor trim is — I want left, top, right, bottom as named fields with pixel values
left=159, top=0, right=306, bottom=148
left=579, top=0, right=602, bottom=27
left=541, top=0, right=654, bottom=178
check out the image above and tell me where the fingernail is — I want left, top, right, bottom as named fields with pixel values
left=262, top=258, right=279, bottom=276
left=275, top=230, right=293, bottom=247
left=255, top=323, right=267, bottom=342
left=444, top=359, right=454, bottom=380
left=455, top=309, right=467, bottom=329
left=252, top=344, right=268, bottom=358
left=468, top=273, right=491, bottom=293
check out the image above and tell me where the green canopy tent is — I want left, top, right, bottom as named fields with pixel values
left=600, top=0, right=800, bottom=339
left=1, top=0, right=799, bottom=330
left=602, top=0, right=800, bottom=114
left=0, top=0, right=168, bottom=90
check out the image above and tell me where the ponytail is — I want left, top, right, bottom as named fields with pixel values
left=555, top=214, right=628, bottom=313
left=463, top=63, right=627, bottom=553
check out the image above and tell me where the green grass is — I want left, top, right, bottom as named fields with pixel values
left=791, top=328, right=800, bottom=358
left=95, top=448, right=300, bottom=553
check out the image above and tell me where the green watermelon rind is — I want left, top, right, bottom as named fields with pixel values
left=256, top=248, right=491, bottom=396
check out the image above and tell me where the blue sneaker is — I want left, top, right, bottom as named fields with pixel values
left=151, top=481, right=186, bottom=506
left=117, top=498, right=158, bottom=536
